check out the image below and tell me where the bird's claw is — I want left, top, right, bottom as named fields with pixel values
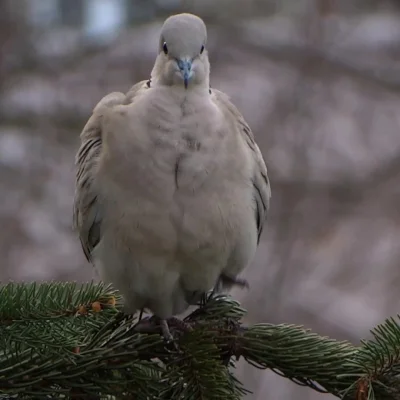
left=167, top=316, right=193, bottom=333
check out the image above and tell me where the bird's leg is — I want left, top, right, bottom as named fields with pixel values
left=157, top=316, right=194, bottom=343
left=159, top=319, right=174, bottom=342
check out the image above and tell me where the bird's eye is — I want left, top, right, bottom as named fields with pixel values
left=163, top=42, right=168, bottom=55
left=200, top=45, right=205, bottom=54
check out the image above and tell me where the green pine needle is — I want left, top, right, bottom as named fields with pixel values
left=0, top=282, right=399, bottom=399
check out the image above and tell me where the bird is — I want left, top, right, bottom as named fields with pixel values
left=73, top=13, right=271, bottom=340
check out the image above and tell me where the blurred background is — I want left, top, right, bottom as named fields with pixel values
left=1, top=0, right=400, bottom=398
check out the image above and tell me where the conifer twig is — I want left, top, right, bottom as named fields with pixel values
left=0, top=282, right=399, bottom=399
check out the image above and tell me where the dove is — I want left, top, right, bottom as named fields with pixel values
left=73, top=13, right=271, bottom=340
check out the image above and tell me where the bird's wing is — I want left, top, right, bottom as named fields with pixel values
left=73, top=81, right=149, bottom=261
left=212, top=89, right=271, bottom=243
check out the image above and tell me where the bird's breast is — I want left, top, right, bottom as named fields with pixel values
left=133, top=91, right=227, bottom=189
left=99, top=89, right=251, bottom=255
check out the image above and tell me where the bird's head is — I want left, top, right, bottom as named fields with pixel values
left=151, top=13, right=209, bottom=90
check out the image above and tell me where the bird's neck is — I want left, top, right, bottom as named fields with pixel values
left=152, top=84, right=211, bottom=102
left=150, top=73, right=209, bottom=92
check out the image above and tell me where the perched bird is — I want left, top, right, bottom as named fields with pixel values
left=73, top=13, right=270, bottom=339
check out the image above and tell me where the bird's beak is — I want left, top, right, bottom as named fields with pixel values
left=177, top=58, right=192, bottom=89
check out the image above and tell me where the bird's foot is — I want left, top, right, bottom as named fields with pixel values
left=159, top=317, right=193, bottom=344
left=216, top=274, right=250, bottom=292
left=159, top=319, right=174, bottom=342
left=167, top=316, right=193, bottom=333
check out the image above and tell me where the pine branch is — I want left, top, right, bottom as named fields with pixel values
left=0, top=282, right=399, bottom=399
